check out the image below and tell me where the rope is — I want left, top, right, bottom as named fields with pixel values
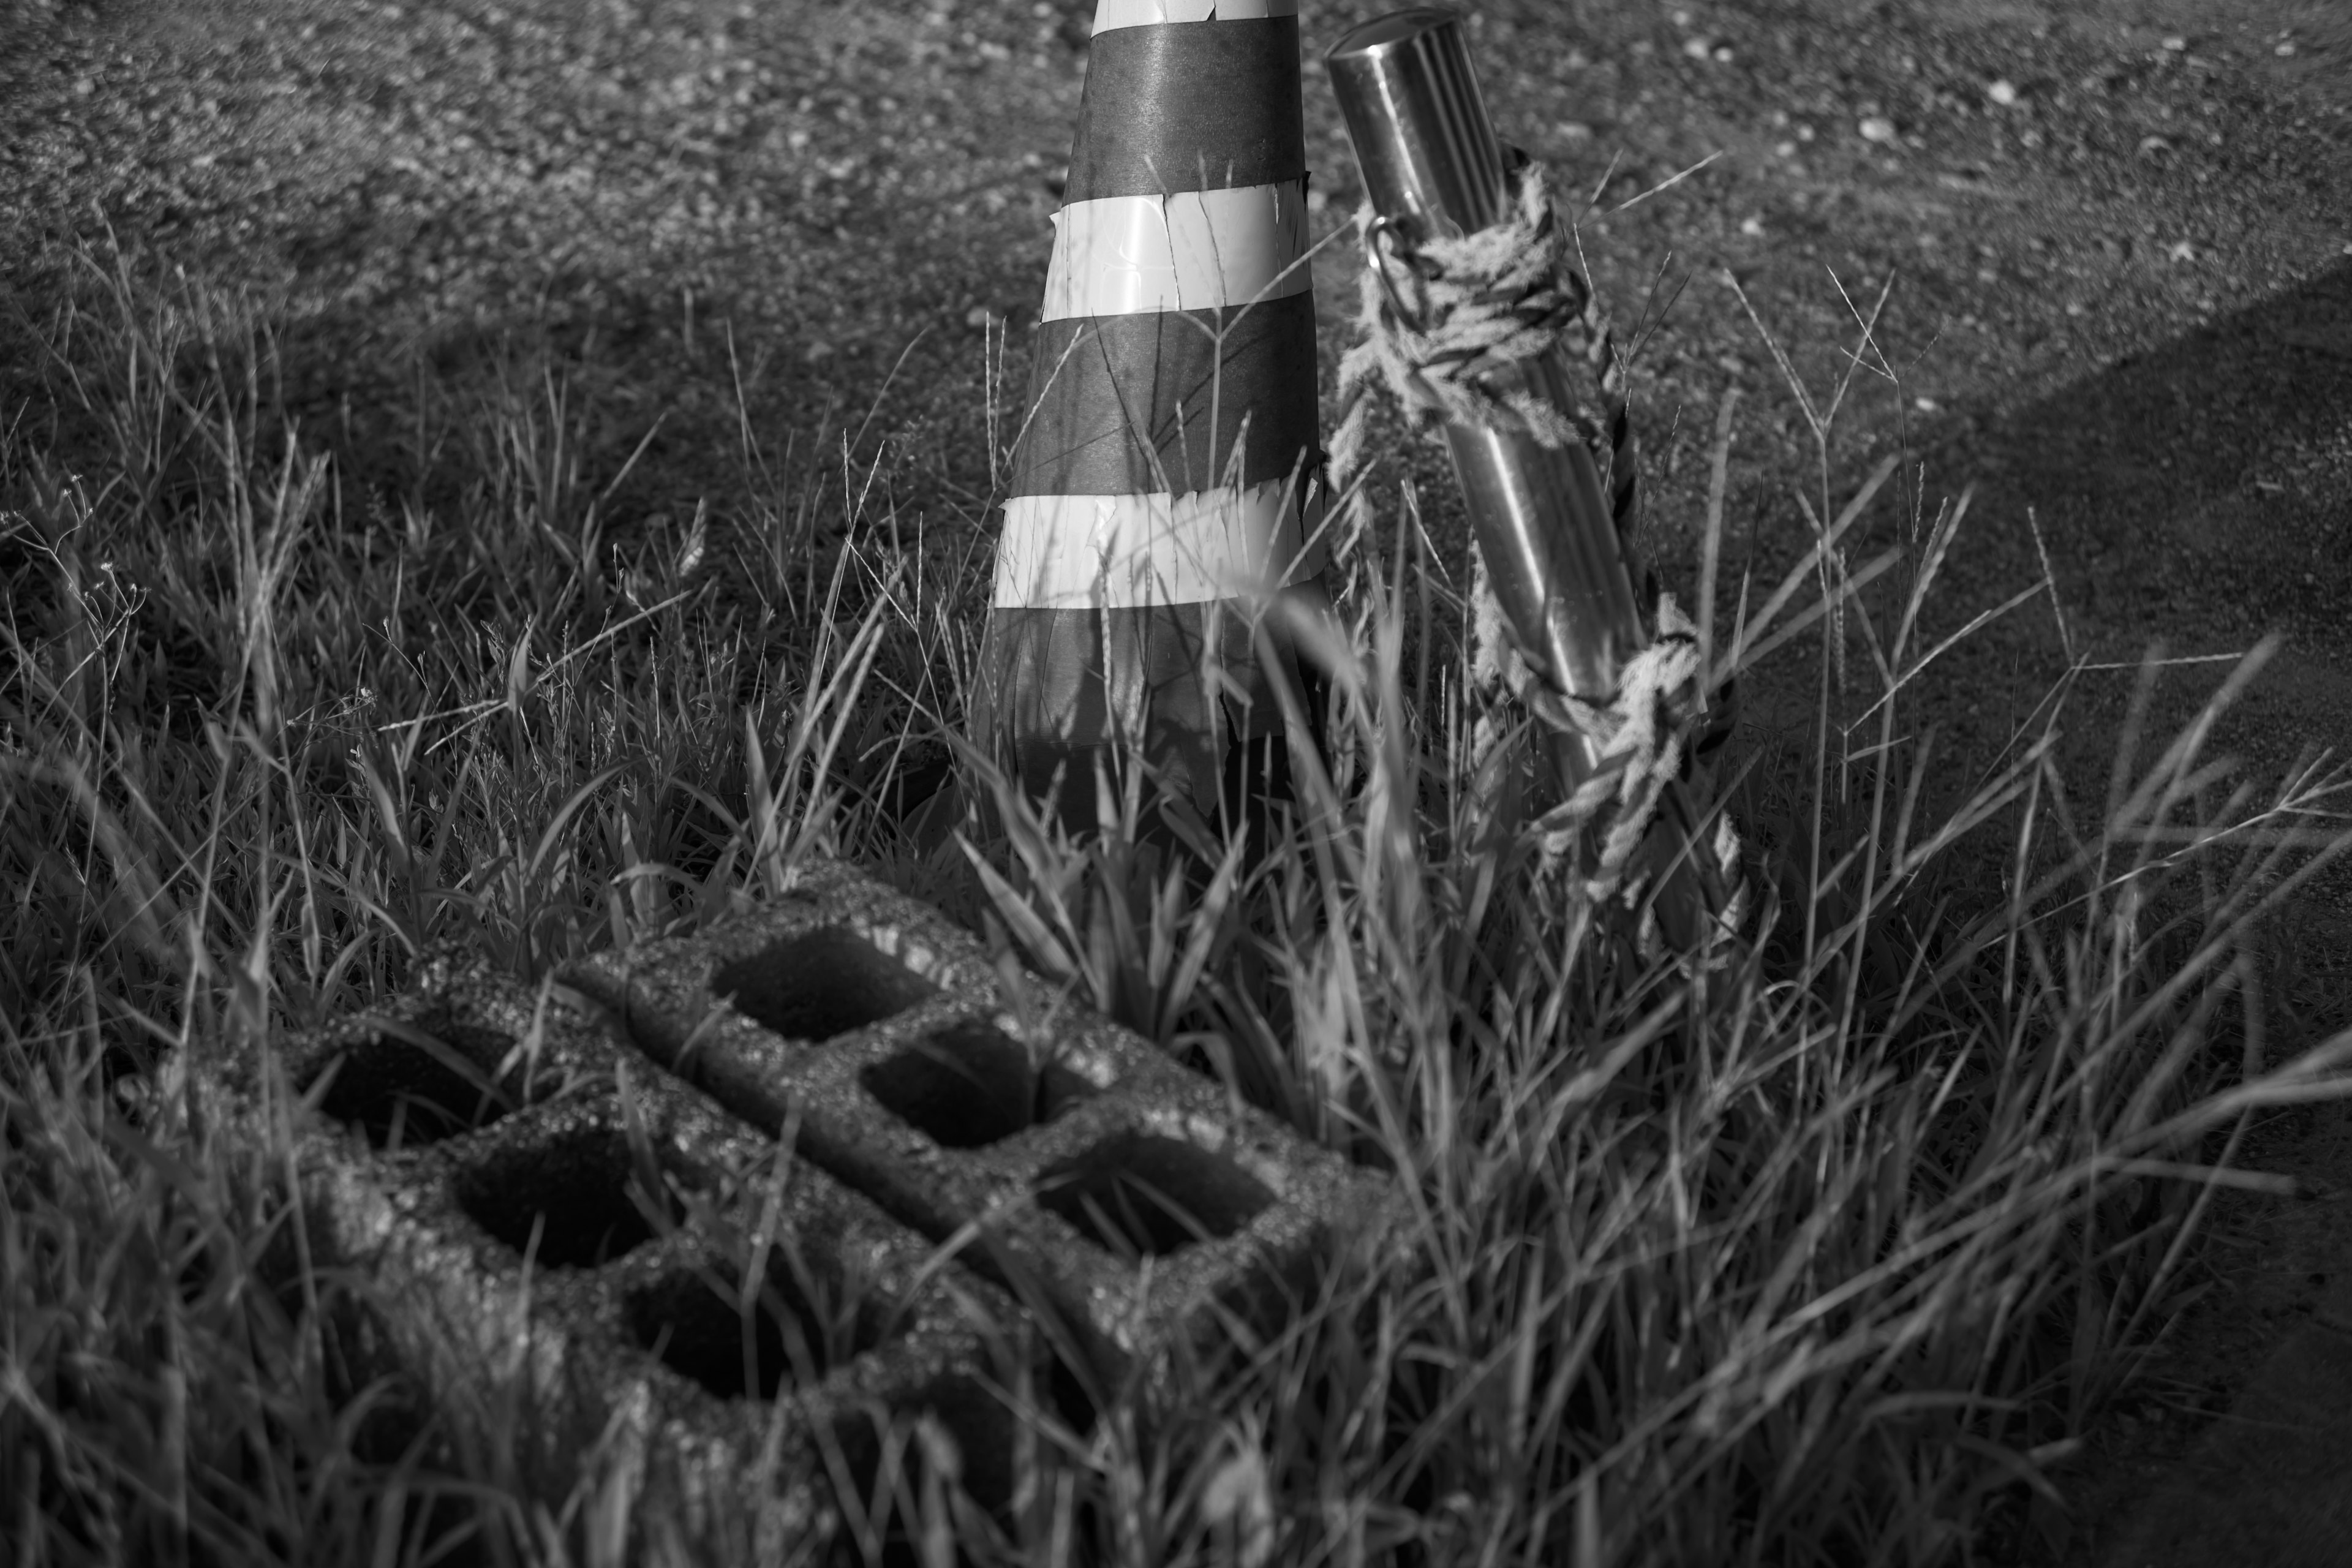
left=1519, top=593, right=1702, bottom=900
left=1325, top=161, right=1640, bottom=556
left=1325, top=159, right=1743, bottom=927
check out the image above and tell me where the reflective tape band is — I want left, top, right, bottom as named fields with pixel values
left=1090, top=0, right=1296, bottom=34
left=1016, top=293, right=1319, bottom=497
left=1041, top=183, right=1309, bottom=322
left=1064, top=18, right=1304, bottom=200
left=993, top=484, right=1325, bottom=609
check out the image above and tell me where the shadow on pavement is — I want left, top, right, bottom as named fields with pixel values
left=1743, top=257, right=2352, bottom=854
left=1894, top=258, right=2352, bottom=1568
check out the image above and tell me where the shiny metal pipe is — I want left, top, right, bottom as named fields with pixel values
left=1327, top=7, right=1643, bottom=722
left=1327, top=9, right=1725, bottom=950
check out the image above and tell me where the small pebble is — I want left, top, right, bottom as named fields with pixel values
left=1914, top=396, right=1938, bottom=412
left=1774, top=140, right=1797, bottom=158
left=806, top=341, right=834, bottom=361
left=1987, top=78, right=2019, bottom=106
left=2275, top=40, right=2296, bottom=57
left=2167, top=239, right=2196, bottom=262
left=2162, top=36, right=2187, bottom=52
left=2065, top=301, right=2087, bottom=317
left=72, top=76, right=94, bottom=96
left=1683, top=36, right=1713, bottom=61
left=1740, top=215, right=1765, bottom=236
left=1713, top=45, right=1733, bottom=63
left=1859, top=116, right=1898, bottom=144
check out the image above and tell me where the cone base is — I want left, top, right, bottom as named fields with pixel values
left=1000, top=729, right=1303, bottom=853
left=972, top=583, right=1328, bottom=836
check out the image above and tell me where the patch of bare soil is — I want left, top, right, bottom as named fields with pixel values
left=3, top=0, right=2348, bottom=1561
left=2062, top=1096, right=2352, bottom=1567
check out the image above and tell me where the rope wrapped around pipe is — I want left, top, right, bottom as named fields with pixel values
left=1326, top=160, right=1640, bottom=550
left=1324, top=159, right=1740, bottom=918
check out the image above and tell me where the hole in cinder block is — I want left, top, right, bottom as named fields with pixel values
left=301, top=1016, right=519, bottom=1150
left=626, top=1253, right=897, bottom=1401
left=712, top=925, right=939, bottom=1042
left=454, top=1124, right=665, bottom=1270
left=858, top=1021, right=1095, bottom=1148
left=1035, top=1131, right=1274, bottom=1258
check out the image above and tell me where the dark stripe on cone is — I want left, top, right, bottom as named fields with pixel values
left=1014, top=293, right=1319, bottom=499
left=1065, top=19, right=1306, bottom=201
left=975, top=598, right=1312, bottom=824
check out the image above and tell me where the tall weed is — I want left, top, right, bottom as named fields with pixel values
left=4, top=244, right=2348, bottom=1567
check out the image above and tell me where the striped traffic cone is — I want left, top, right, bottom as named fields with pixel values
left=973, top=0, right=1327, bottom=836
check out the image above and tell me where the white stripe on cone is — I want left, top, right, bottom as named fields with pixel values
left=994, top=484, right=1327, bottom=609
left=1040, top=183, right=1310, bottom=322
left=1089, top=0, right=1295, bottom=36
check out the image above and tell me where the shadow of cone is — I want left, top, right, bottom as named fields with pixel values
left=971, top=0, right=1330, bottom=839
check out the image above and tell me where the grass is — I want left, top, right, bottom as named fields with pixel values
left=6, top=235, right=2352, bottom=1568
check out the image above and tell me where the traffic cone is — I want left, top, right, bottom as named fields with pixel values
left=973, top=0, right=1328, bottom=836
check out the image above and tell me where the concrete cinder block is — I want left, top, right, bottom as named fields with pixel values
left=206, top=949, right=1033, bottom=1563
left=559, top=858, right=1396, bottom=1392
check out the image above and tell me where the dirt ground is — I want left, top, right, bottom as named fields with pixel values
left=3, top=0, right=2349, bottom=1561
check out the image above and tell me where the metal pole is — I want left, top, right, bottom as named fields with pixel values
left=1326, top=8, right=1727, bottom=954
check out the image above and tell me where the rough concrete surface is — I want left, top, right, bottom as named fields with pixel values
left=205, top=865, right=1392, bottom=1558
left=6, top=0, right=2350, bottom=1558
left=208, top=944, right=1044, bottom=1562
left=559, top=856, right=1398, bottom=1393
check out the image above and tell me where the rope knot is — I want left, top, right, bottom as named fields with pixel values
left=1324, top=161, right=1641, bottom=560
left=1524, top=594, right=1712, bottom=902
left=1327, top=164, right=1591, bottom=502
left=1322, top=153, right=1743, bottom=941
